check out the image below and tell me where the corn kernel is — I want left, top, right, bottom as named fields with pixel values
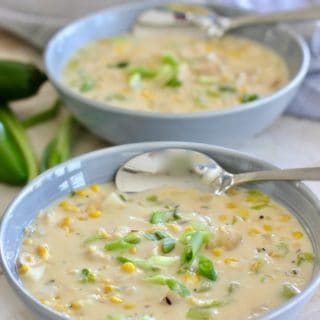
left=239, top=208, right=249, bottom=220
left=89, top=210, right=102, bottom=218
left=226, top=202, right=237, bottom=209
left=59, top=201, right=80, bottom=213
left=218, top=214, right=228, bottom=222
left=90, top=184, right=101, bottom=192
left=129, top=247, right=137, bottom=254
left=110, top=296, right=123, bottom=304
left=101, top=278, right=112, bottom=285
left=187, top=296, right=198, bottom=305
left=185, top=226, right=194, bottom=233
left=279, top=214, right=291, bottom=222
left=53, top=303, right=64, bottom=312
left=99, top=230, right=111, bottom=240
left=37, top=245, right=49, bottom=260
left=263, top=224, right=272, bottom=232
left=166, top=223, right=181, bottom=233
left=19, top=264, right=29, bottom=274
left=292, top=231, right=303, bottom=239
left=70, top=302, right=82, bottom=310
left=103, top=285, right=115, bottom=293
left=248, top=228, right=261, bottom=236
left=184, top=272, right=200, bottom=284
left=59, top=200, right=70, bottom=209
left=60, top=217, right=72, bottom=228
left=122, top=262, right=136, bottom=273
left=40, top=299, right=50, bottom=306
left=141, top=89, right=154, bottom=100
left=23, top=239, right=33, bottom=245
left=224, top=257, right=239, bottom=264
left=75, top=189, right=88, bottom=197
left=250, top=260, right=263, bottom=273
left=212, top=247, right=223, bottom=257
left=123, top=303, right=135, bottom=310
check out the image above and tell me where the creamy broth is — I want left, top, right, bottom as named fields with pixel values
left=18, top=184, right=313, bottom=320
left=63, top=34, right=288, bottom=113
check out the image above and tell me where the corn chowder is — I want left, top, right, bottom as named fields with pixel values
left=18, top=184, right=313, bottom=320
left=63, top=34, right=288, bottom=113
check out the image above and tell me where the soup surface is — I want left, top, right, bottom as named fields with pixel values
left=18, top=184, right=313, bottom=320
left=63, top=33, right=288, bottom=113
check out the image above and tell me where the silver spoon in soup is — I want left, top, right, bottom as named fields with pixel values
left=115, top=148, right=320, bottom=195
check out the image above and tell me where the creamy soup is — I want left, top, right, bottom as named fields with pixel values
left=63, top=33, right=288, bottom=113
left=18, top=184, right=314, bottom=320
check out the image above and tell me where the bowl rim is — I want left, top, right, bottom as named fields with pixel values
left=1, top=141, right=320, bottom=320
left=44, top=1, right=311, bottom=119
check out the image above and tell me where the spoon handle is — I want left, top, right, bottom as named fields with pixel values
left=233, top=167, right=320, bottom=186
left=226, top=6, right=320, bottom=31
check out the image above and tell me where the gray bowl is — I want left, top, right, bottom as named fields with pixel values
left=44, top=1, right=310, bottom=145
left=1, top=142, right=320, bottom=320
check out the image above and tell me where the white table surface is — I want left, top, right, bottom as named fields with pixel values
left=0, top=30, right=320, bottom=319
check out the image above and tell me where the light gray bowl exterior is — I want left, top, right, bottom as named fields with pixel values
left=44, top=1, right=310, bottom=145
left=1, top=142, right=320, bottom=320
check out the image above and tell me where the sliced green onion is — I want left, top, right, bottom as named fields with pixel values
left=128, top=67, right=157, bottom=78
left=273, top=242, right=289, bottom=258
left=180, top=231, right=209, bottom=270
left=218, top=85, right=236, bottom=93
left=162, top=52, right=179, bottom=67
left=198, top=75, right=217, bottom=85
left=241, top=93, right=259, bottom=103
left=129, top=73, right=141, bottom=90
left=297, top=252, right=314, bottom=266
left=150, top=208, right=180, bottom=224
left=108, top=61, right=129, bottom=68
left=117, top=255, right=178, bottom=271
left=105, top=232, right=141, bottom=251
left=80, top=78, right=95, bottom=92
left=105, top=93, right=126, bottom=101
left=146, top=195, right=158, bottom=202
left=206, top=89, right=220, bottom=97
left=197, top=281, right=214, bottom=293
left=197, top=256, right=217, bottom=281
left=194, top=95, right=207, bottom=108
left=83, top=234, right=106, bottom=245
left=246, top=189, right=270, bottom=208
left=166, top=77, right=182, bottom=88
left=281, top=283, right=300, bottom=299
left=80, top=268, right=96, bottom=283
left=186, top=307, right=215, bottom=319
left=145, top=275, right=190, bottom=297
left=162, top=236, right=176, bottom=254
left=144, top=231, right=170, bottom=241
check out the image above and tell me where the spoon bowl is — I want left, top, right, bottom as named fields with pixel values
left=116, top=148, right=320, bottom=195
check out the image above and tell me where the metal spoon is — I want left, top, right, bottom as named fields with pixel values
left=134, top=3, right=320, bottom=37
left=115, top=148, right=320, bottom=195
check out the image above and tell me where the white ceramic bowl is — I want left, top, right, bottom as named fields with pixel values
left=1, top=142, right=320, bottom=320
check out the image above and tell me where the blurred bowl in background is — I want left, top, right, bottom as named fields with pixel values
left=45, top=1, right=310, bottom=145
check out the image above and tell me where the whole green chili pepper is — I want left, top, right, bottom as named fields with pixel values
left=22, top=99, right=61, bottom=129
left=0, top=105, right=38, bottom=184
left=41, top=116, right=75, bottom=171
left=0, top=60, right=47, bottom=101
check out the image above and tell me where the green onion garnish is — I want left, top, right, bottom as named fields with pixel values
left=145, top=275, right=190, bottom=297
left=281, top=283, right=300, bottom=299
left=105, top=232, right=141, bottom=251
left=150, top=208, right=181, bottom=224
left=241, top=93, right=259, bottom=103
left=117, top=255, right=178, bottom=271
left=197, top=256, right=217, bottom=281
left=80, top=268, right=96, bottom=283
